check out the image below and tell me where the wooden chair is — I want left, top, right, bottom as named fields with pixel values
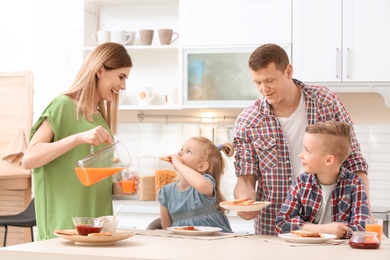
left=0, top=198, right=36, bottom=247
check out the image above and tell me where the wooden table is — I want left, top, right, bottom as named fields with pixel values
left=0, top=230, right=389, bottom=260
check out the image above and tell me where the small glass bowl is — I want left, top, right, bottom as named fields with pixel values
left=349, top=231, right=381, bottom=249
left=72, top=217, right=105, bottom=236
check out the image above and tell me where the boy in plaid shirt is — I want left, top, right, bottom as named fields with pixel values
left=275, top=121, right=369, bottom=238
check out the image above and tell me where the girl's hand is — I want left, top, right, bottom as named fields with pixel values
left=81, top=126, right=113, bottom=146
left=169, top=154, right=182, bottom=167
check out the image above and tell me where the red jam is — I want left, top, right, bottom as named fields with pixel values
left=75, top=224, right=103, bottom=236
left=349, top=241, right=380, bottom=249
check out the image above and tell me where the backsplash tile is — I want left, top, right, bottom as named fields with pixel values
left=116, top=122, right=390, bottom=206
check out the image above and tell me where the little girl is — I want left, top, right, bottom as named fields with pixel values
left=158, top=136, right=234, bottom=233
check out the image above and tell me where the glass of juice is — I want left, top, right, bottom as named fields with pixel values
left=120, top=170, right=137, bottom=194
left=365, top=218, right=383, bottom=240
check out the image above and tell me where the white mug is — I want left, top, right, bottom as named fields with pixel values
left=133, top=86, right=154, bottom=105
left=111, top=30, right=133, bottom=45
left=92, top=31, right=111, bottom=45
left=125, top=31, right=136, bottom=46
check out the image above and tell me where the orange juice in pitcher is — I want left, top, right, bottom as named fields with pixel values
left=74, top=141, right=131, bottom=186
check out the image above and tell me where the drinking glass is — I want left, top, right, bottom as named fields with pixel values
left=365, top=218, right=383, bottom=240
left=120, top=170, right=137, bottom=194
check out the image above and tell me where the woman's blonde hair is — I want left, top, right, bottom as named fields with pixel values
left=64, top=42, right=132, bottom=134
left=190, top=136, right=234, bottom=214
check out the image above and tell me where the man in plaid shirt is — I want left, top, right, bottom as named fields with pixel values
left=232, top=44, right=369, bottom=235
left=275, top=121, right=369, bottom=238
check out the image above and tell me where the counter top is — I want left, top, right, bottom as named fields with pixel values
left=1, top=230, right=389, bottom=260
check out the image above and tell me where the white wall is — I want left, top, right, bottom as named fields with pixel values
left=1, top=0, right=389, bottom=218
left=0, top=0, right=36, bottom=71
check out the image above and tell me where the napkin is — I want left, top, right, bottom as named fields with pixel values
left=134, top=229, right=250, bottom=240
left=2, top=129, right=27, bottom=167
left=248, top=235, right=346, bottom=247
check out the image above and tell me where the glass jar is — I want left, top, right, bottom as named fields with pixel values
left=349, top=231, right=381, bottom=249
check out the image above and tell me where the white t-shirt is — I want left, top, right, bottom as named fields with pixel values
left=314, top=183, right=336, bottom=224
left=277, top=90, right=308, bottom=179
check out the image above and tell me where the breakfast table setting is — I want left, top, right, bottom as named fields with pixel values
left=1, top=227, right=389, bottom=260
left=2, top=158, right=389, bottom=260
left=1, top=197, right=389, bottom=259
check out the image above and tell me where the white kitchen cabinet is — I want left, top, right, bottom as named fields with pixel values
left=180, top=0, right=291, bottom=46
left=293, top=0, right=390, bottom=82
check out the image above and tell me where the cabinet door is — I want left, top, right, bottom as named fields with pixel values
left=180, top=0, right=291, bottom=46
left=343, top=0, right=390, bottom=81
left=292, top=0, right=342, bottom=82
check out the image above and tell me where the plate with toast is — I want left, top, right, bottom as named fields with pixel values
left=54, top=229, right=135, bottom=245
left=167, top=226, right=222, bottom=236
left=219, top=198, right=271, bottom=212
left=278, top=231, right=337, bottom=243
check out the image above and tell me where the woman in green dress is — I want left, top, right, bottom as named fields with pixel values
left=22, top=42, right=132, bottom=240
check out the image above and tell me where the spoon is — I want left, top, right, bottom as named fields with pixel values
left=113, top=204, right=123, bottom=220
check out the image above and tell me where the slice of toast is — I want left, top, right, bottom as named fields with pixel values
left=159, top=156, right=172, bottom=162
left=290, top=230, right=321, bottom=238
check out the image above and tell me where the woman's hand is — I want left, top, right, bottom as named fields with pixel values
left=23, top=122, right=113, bottom=170
left=80, top=126, right=113, bottom=146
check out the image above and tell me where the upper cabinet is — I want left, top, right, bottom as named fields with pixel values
left=85, top=0, right=181, bottom=110
left=180, top=0, right=291, bottom=46
left=292, top=0, right=390, bottom=82
left=84, top=0, right=390, bottom=109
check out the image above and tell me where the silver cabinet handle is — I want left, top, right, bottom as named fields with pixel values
left=346, top=48, right=351, bottom=78
left=336, top=48, right=340, bottom=78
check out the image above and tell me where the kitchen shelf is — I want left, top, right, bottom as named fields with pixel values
left=84, top=45, right=179, bottom=52
left=119, top=105, right=181, bottom=110
left=90, top=0, right=178, bottom=6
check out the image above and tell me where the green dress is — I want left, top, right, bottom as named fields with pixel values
left=30, top=95, right=113, bottom=240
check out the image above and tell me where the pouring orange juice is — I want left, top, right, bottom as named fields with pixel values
left=74, top=141, right=131, bottom=186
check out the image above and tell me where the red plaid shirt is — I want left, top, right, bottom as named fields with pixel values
left=233, top=79, right=368, bottom=235
left=275, top=168, right=369, bottom=238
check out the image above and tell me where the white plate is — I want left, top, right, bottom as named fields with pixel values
left=54, top=229, right=135, bottom=245
left=278, top=233, right=337, bottom=243
left=167, top=226, right=222, bottom=236
left=219, top=201, right=271, bottom=212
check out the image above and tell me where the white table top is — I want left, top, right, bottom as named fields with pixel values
left=1, top=230, right=389, bottom=260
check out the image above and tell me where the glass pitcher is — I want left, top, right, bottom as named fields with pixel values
left=74, top=141, right=131, bottom=186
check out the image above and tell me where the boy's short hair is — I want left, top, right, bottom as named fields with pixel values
left=305, top=121, right=352, bottom=163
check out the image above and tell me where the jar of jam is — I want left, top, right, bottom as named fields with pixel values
left=349, top=231, right=381, bottom=249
